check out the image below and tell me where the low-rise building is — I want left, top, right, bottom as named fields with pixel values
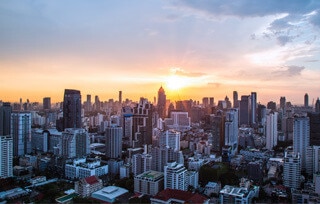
left=91, top=186, right=128, bottom=203
left=65, top=158, right=108, bottom=179
left=219, top=185, right=259, bottom=204
left=204, top=182, right=221, bottom=197
left=134, top=170, right=164, bottom=196
left=151, top=188, right=209, bottom=204
left=75, top=175, right=103, bottom=197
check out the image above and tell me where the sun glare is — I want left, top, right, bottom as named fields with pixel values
left=166, top=75, right=188, bottom=91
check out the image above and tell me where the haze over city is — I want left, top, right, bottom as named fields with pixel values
left=1, top=0, right=320, bottom=104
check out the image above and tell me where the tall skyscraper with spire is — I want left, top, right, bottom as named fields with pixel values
left=63, top=89, right=82, bottom=129
left=157, top=86, right=166, bottom=119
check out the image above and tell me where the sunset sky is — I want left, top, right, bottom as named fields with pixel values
left=1, top=0, right=320, bottom=105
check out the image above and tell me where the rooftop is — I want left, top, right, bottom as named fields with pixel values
left=152, top=189, right=208, bottom=203
left=135, top=170, right=164, bottom=181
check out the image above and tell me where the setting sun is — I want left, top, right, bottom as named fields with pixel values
left=166, top=75, right=188, bottom=91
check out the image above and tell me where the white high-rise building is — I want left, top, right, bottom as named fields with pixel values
left=293, top=116, right=310, bottom=170
left=105, top=125, right=123, bottom=159
left=11, top=112, right=31, bottom=156
left=132, top=153, right=152, bottom=176
left=283, top=148, right=301, bottom=189
left=159, top=130, right=180, bottom=151
left=164, top=161, right=187, bottom=191
left=0, top=135, right=13, bottom=178
left=60, top=128, right=90, bottom=158
left=313, top=146, right=320, bottom=174
left=224, top=109, right=238, bottom=156
left=265, top=111, right=278, bottom=150
left=164, top=112, right=191, bottom=132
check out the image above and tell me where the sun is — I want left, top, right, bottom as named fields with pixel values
left=165, top=75, right=188, bottom=91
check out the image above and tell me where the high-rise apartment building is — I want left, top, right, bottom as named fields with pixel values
left=43, top=97, right=51, bottom=110
left=293, top=116, right=310, bottom=171
left=60, top=128, right=90, bottom=158
left=0, top=102, right=12, bottom=136
left=11, top=112, right=31, bottom=156
left=239, top=95, right=250, bottom=125
left=251, top=92, right=257, bottom=125
left=308, top=112, right=320, bottom=146
left=164, top=162, right=187, bottom=191
left=316, top=98, right=320, bottom=113
left=132, top=98, right=154, bottom=147
left=265, top=111, right=278, bottom=150
left=122, top=106, right=133, bottom=147
left=119, top=91, right=122, bottom=104
left=159, top=130, right=180, bottom=151
left=0, top=135, right=13, bottom=178
left=304, top=93, right=309, bottom=107
left=283, top=148, right=301, bottom=189
left=224, top=109, right=238, bottom=156
left=280, top=97, right=286, bottom=110
left=63, top=89, right=82, bottom=129
left=157, top=86, right=166, bottom=119
left=132, top=153, right=152, bottom=176
left=134, top=170, right=164, bottom=196
left=105, top=125, right=123, bottom=159
left=233, top=91, right=239, bottom=108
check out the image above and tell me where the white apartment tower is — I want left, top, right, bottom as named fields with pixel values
left=11, top=112, right=31, bottom=156
left=0, top=135, right=13, bottom=178
left=159, top=130, right=180, bottom=151
left=266, top=111, right=278, bottom=150
left=293, top=116, right=310, bottom=171
left=283, top=149, right=301, bottom=189
left=132, top=153, right=152, bottom=176
left=164, top=161, right=187, bottom=191
left=105, top=125, right=123, bottom=159
left=60, top=128, right=90, bottom=158
left=224, top=109, right=238, bottom=156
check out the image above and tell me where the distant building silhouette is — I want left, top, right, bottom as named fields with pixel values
left=63, top=89, right=82, bottom=129
left=157, top=86, right=166, bottom=119
left=315, top=98, right=320, bottom=113
left=0, top=102, right=12, bottom=136
left=280, top=96, right=286, bottom=110
left=11, top=112, right=31, bottom=156
left=304, top=93, right=309, bottom=107
left=233, top=91, right=239, bottom=108
left=43, top=97, right=51, bottom=110
left=250, top=92, right=257, bottom=125
left=239, top=95, right=250, bottom=125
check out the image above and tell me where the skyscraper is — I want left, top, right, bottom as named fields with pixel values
left=239, top=95, right=250, bottom=125
left=133, top=98, right=154, bottom=147
left=105, top=125, right=123, bottom=159
left=283, top=148, right=301, bottom=189
left=157, top=86, right=166, bottom=119
left=164, top=161, right=187, bottom=191
left=0, top=135, right=13, bottom=178
left=266, top=111, right=278, bottom=150
left=304, top=93, right=309, bottom=107
left=0, top=102, right=12, bottom=136
left=293, top=116, right=310, bottom=171
left=251, top=92, right=257, bottom=125
left=119, top=91, right=122, bottom=104
left=122, top=106, right=133, bottom=147
left=280, top=97, right=286, bottom=110
left=43, top=97, right=51, bottom=110
left=159, top=130, right=180, bottom=151
left=315, top=98, right=320, bottom=113
left=63, top=89, right=82, bottom=129
left=60, top=128, right=89, bottom=158
left=233, top=91, right=239, bottom=108
left=224, top=109, right=238, bottom=156
left=11, top=112, right=31, bottom=156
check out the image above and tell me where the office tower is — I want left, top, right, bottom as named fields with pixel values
left=267, top=101, right=276, bottom=111
left=61, top=128, right=90, bottom=158
left=159, top=130, right=180, bottom=151
left=157, top=86, right=166, bottom=119
left=167, top=103, right=174, bottom=118
left=85, top=94, right=92, bottom=112
left=250, top=92, right=257, bottom=125
left=224, top=109, right=238, bottom=156
left=283, top=148, right=301, bottom=189
left=316, top=98, right=320, bottom=113
left=293, top=116, right=310, bottom=171
left=63, top=89, right=82, bottom=129
left=209, top=97, right=214, bottom=107
left=257, top=104, right=266, bottom=124
left=164, top=161, right=187, bottom=191
left=202, top=113, right=225, bottom=153
left=122, top=106, right=133, bottom=147
left=0, top=102, right=12, bottom=136
left=308, top=112, right=320, bottom=146
left=11, top=112, right=31, bottom=156
left=132, top=98, right=154, bottom=147
left=42, top=97, right=50, bottom=110
left=132, top=153, right=152, bottom=176
left=0, top=135, right=13, bottom=178
left=164, top=111, right=191, bottom=132
left=94, top=95, right=100, bottom=111
left=304, top=93, right=309, bottom=107
left=225, top=96, right=231, bottom=109
left=202, top=97, right=209, bottom=107
left=105, top=125, right=123, bottom=159
left=119, top=91, right=122, bottom=104
left=233, top=91, right=239, bottom=108
left=266, top=111, right=278, bottom=150
left=280, top=97, right=286, bottom=110
left=239, top=95, right=250, bottom=125
left=175, top=100, right=192, bottom=116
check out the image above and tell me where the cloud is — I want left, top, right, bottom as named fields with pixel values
left=310, top=10, right=320, bottom=28
left=170, top=68, right=206, bottom=77
left=178, top=0, right=318, bottom=18
left=272, top=65, right=305, bottom=77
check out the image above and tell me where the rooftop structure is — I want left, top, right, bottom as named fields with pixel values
left=91, top=186, right=128, bottom=203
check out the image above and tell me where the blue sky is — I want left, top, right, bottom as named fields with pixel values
left=0, top=0, right=320, bottom=104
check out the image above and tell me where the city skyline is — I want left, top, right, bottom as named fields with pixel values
left=1, top=0, right=320, bottom=104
